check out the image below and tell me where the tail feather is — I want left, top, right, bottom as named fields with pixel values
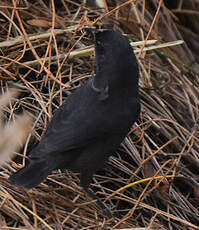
left=9, top=160, right=54, bottom=189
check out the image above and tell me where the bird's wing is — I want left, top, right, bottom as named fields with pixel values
left=36, top=79, right=111, bottom=155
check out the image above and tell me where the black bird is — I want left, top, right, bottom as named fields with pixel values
left=9, top=29, right=140, bottom=216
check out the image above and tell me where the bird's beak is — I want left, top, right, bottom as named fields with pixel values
left=84, top=27, right=97, bottom=41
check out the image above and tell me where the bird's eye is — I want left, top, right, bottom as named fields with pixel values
left=96, top=40, right=101, bottom=45
left=96, top=40, right=105, bottom=52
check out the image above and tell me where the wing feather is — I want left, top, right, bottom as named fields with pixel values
left=36, top=79, right=109, bottom=155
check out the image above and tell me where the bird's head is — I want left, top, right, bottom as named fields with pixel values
left=85, top=28, right=139, bottom=87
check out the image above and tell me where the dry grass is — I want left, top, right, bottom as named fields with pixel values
left=0, top=0, right=199, bottom=229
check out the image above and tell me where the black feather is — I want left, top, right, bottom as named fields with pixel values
left=9, top=29, right=140, bottom=217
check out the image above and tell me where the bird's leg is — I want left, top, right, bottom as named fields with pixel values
left=80, top=171, right=113, bottom=218
left=84, top=186, right=113, bottom=218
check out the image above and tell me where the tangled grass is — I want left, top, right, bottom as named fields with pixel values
left=0, top=0, right=199, bottom=229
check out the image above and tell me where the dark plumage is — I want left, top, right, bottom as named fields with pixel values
left=9, top=29, right=140, bottom=216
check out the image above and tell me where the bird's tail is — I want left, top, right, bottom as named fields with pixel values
left=9, top=159, right=55, bottom=189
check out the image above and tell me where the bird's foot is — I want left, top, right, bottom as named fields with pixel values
left=84, top=187, right=114, bottom=219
